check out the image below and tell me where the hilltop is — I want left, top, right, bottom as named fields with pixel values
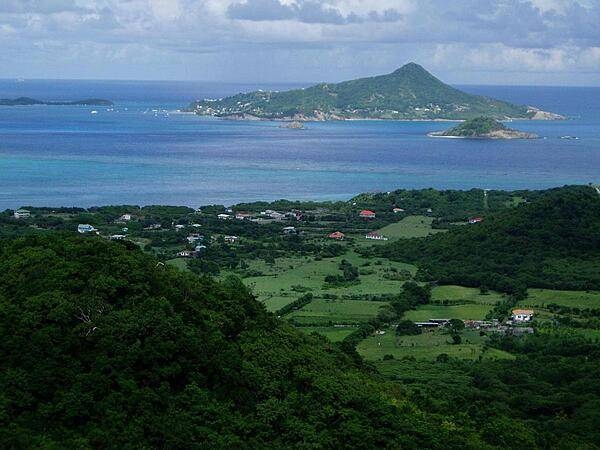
left=189, top=63, right=562, bottom=121
left=370, top=185, right=600, bottom=294
left=429, top=117, right=538, bottom=139
left=0, top=97, right=113, bottom=106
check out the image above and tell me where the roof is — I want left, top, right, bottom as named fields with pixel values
left=366, top=232, right=381, bottom=236
left=329, top=231, right=345, bottom=238
left=512, top=309, right=534, bottom=315
left=360, top=210, right=376, bottom=215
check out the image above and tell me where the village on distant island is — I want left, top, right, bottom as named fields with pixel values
left=189, top=63, right=565, bottom=122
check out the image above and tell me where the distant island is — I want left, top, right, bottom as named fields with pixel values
left=429, top=117, right=539, bottom=139
left=0, top=97, right=113, bottom=106
left=189, top=62, right=564, bottom=122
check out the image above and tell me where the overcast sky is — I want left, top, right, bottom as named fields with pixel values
left=1, top=0, right=599, bottom=85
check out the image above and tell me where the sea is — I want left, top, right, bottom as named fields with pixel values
left=0, top=79, right=599, bottom=209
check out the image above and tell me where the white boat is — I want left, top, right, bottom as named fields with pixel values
left=91, top=110, right=98, bottom=115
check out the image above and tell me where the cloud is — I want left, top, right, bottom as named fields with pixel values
left=0, top=0, right=598, bottom=84
left=227, top=0, right=403, bottom=24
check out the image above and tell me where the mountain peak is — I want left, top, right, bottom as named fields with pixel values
left=393, top=62, right=429, bottom=75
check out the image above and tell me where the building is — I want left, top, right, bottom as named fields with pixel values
left=224, top=235, right=239, bottom=244
left=283, top=226, right=297, bottom=235
left=511, top=309, right=534, bottom=322
left=328, top=231, right=345, bottom=240
left=365, top=232, right=388, bottom=241
left=110, top=234, right=126, bottom=240
left=174, top=224, right=185, bottom=231
left=118, top=214, right=132, bottom=222
left=77, top=224, right=96, bottom=234
left=217, top=213, right=232, bottom=220
left=13, top=209, right=31, bottom=219
left=186, top=234, right=204, bottom=244
left=359, top=210, right=376, bottom=219
left=177, top=250, right=197, bottom=258
left=469, top=217, right=483, bottom=224
left=392, top=207, right=404, bottom=214
left=235, top=212, right=252, bottom=220
left=194, top=244, right=207, bottom=252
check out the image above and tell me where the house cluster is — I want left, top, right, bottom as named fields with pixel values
left=217, top=208, right=301, bottom=223
left=13, top=209, right=31, bottom=219
left=412, top=312, right=534, bottom=335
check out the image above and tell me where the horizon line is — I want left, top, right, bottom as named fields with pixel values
left=0, top=77, right=598, bottom=89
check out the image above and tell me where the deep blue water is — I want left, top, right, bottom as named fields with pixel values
left=0, top=79, right=598, bottom=209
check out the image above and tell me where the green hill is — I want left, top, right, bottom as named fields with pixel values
left=0, top=234, right=471, bottom=448
left=431, top=116, right=538, bottom=139
left=190, top=63, right=553, bottom=121
left=370, top=185, right=600, bottom=294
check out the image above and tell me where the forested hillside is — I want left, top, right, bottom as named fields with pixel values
left=0, top=234, right=472, bottom=448
left=369, top=186, right=600, bottom=294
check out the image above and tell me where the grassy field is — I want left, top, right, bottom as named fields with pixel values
left=521, top=289, right=600, bottom=309
left=376, top=215, right=446, bottom=240
left=298, top=326, right=357, bottom=342
left=287, top=298, right=387, bottom=325
left=357, top=327, right=515, bottom=362
left=166, top=258, right=189, bottom=271
left=243, top=251, right=416, bottom=311
left=404, top=303, right=493, bottom=321
left=431, top=285, right=505, bottom=305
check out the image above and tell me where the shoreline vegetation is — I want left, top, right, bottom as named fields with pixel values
left=0, top=97, right=113, bottom=106
left=428, top=116, right=539, bottom=139
left=188, top=62, right=565, bottom=122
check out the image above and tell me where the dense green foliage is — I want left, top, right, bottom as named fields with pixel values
left=369, top=186, right=600, bottom=293
left=440, top=117, right=506, bottom=136
left=191, top=63, right=531, bottom=120
left=0, top=234, right=474, bottom=448
left=386, top=331, right=600, bottom=449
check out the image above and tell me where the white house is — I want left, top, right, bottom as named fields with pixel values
left=118, top=214, right=132, bottom=222
left=77, top=224, right=96, bottom=234
left=14, top=209, right=31, bottom=219
left=365, top=232, right=388, bottom=241
left=217, top=213, right=232, bottom=220
left=511, top=309, right=534, bottom=322
left=224, top=235, right=239, bottom=244
left=110, top=234, right=126, bottom=240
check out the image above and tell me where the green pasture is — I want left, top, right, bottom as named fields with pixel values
left=431, top=285, right=505, bottom=305
left=357, top=328, right=514, bottom=362
left=404, top=303, right=493, bottom=322
left=286, top=298, right=388, bottom=325
left=522, top=289, right=600, bottom=309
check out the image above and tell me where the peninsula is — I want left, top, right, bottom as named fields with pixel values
left=189, top=63, right=563, bottom=121
left=0, top=97, right=114, bottom=106
left=428, top=117, right=539, bottom=139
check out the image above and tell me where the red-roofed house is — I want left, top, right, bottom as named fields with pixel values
left=359, top=210, right=376, bottom=219
left=328, top=231, right=345, bottom=240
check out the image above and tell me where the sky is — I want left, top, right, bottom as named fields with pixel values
left=0, top=0, right=599, bottom=85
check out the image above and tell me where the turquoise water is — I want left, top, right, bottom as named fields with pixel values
left=0, top=80, right=598, bottom=208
